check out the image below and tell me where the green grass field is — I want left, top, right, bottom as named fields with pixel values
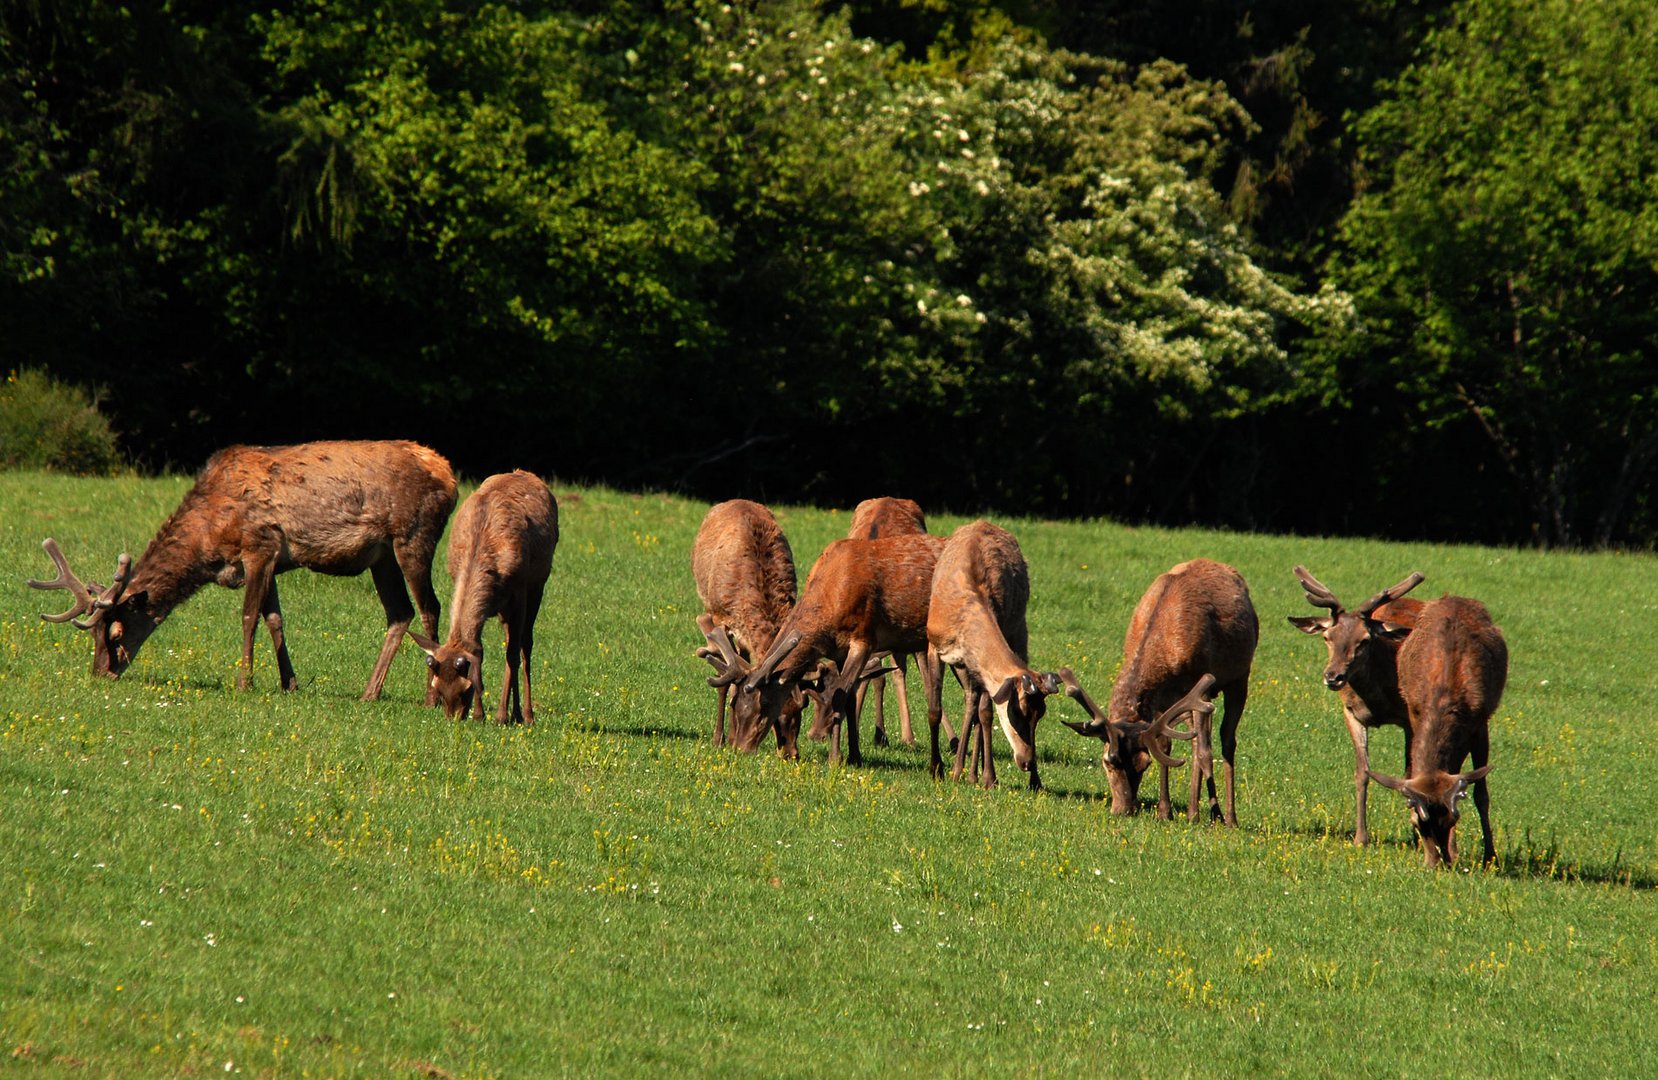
left=1, top=472, right=1653, bottom=1076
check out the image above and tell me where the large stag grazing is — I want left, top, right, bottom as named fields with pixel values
left=690, top=499, right=806, bottom=756
left=29, top=440, right=456, bottom=699
left=1061, top=559, right=1258, bottom=823
left=925, top=520, right=1061, bottom=790
left=408, top=470, right=557, bottom=724
left=1286, top=566, right=1429, bottom=847
left=846, top=496, right=943, bottom=748
left=1292, top=568, right=1506, bottom=867
left=744, top=533, right=941, bottom=766
left=1368, top=597, right=1506, bottom=867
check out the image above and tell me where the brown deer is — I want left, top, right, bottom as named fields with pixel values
left=689, top=499, right=807, bottom=756
left=1366, top=595, right=1506, bottom=868
left=1061, top=559, right=1258, bottom=823
left=29, top=440, right=456, bottom=699
left=744, top=532, right=942, bottom=766
left=925, top=520, right=1062, bottom=790
left=846, top=496, right=947, bottom=749
left=407, top=470, right=557, bottom=724
left=1286, top=566, right=1429, bottom=846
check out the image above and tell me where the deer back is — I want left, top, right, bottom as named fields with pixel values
left=928, top=520, right=1030, bottom=667
left=1395, top=596, right=1508, bottom=771
left=1110, top=559, right=1257, bottom=723
left=756, top=532, right=945, bottom=684
left=848, top=497, right=927, bottom=540
left=692, top=500, right=796, bottom=659
left=444, top=471, right=557, bottom=634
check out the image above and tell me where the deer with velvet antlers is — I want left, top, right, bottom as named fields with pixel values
left=1062, top=559, right=1258, bottom=823
left=846, top=496, right=955, bottom=750
left=408, top=470, right=557, bottom=724
left=1286, top=566, right=1428, bottom=848
left=742, top=532, right=937, bottom=766
left=1289, top=567, right=1506, bottom=867
left=29, top=440, right=456, bottom=699
left=690, top=499, right=807, bottom=756
left=925, top=520, right=1062, bottom=790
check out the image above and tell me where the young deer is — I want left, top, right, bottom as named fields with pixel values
left=408, top=470, right=557, bottom=724
left=1367, top=597, right=1506, bottom=868
left=846, top=496, right=949, bottom=749
left=29, top=440, right=456, bottom=699
left=690, top=500, right=806, bottom=756
left=925, top=520, right=1062, bottom=790
left=1062, top=559, right=1258, bottom=823
left=1287, top=566, right=1429, bottom=846
left=744, top=532, right=942, bottom=766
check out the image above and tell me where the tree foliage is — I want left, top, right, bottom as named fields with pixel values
left=2, top=0, right=1653, bottom=545
left=1329, top=0, right=1658, bottom=546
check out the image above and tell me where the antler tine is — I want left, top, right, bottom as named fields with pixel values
left=1152, top=673, right=1216, bottom=731
left=1292, top=564, right=1345, bottom=616
left=696, top=617, right=751, bottom=688
left=1056, top=667, right=1107, bottom=723
left=28, top=538, right=98, bottom=626
left=1355, top=571, right=1426, bottom=617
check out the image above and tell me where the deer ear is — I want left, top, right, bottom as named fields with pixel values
left=407, top=630, right=441, bottom=657
left=991, top=676, right=1019, bottom=705
left=1287, top=616, right=1331, bottom=635
left=1375, top=622, right=1413, bottom=640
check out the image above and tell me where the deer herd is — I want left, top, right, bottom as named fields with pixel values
left=26, top=440, right=1508, bottom=869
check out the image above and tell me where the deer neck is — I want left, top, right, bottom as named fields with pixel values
left=959, top=599, right=1027, bottom=688
left=1343, top=639, right=1408, bottom=725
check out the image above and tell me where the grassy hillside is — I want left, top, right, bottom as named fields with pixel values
left=1, top=472, right=1653, bottom=1076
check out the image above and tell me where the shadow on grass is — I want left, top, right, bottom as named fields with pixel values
left=1498, top=830, right=1658, bottom=889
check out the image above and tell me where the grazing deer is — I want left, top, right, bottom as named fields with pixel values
left=1062, top=559, right=1258, bottom=823
left=925, top=520, right=1062, bottom=790
left=407, top=470, right=557, bottom=724
left=744, top=533, right=942, bottom=766
left=690, top=499, right=807, bottom=756
left=29, top=440, right=456, bottom=699
left=847, top=496, right=947, bottom=749
left=1366, top=595, right=1506, bottom=868
left=1286, top=566, right=1429, bottom=846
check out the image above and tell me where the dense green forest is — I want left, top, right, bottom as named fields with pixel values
left=3, top=0, right=1655, bottom=547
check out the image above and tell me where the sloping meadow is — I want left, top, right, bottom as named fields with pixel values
left=1, top=473, right=1652, bottom=1075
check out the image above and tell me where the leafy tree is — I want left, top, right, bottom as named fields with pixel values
left=1330, top=0, right=1658, bottom=546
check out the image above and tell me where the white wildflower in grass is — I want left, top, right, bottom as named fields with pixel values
left=891, top=917, right=904, bottom=933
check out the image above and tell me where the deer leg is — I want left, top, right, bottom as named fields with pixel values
left=925, top=648, right=946, bottom=779
left=1471, top=729, right=1495, bottom=867
left=258, top=574, right=299, bottom=692
left=861, top=675, right=890, bottom=749
left=363, top=558, right=419, bottom=702
left=892, top=654, right=917, bottom=746
left=1347, top=710, right=1372, bottom=846
left=1156, top=744, right=1173, bottom=820
left=713, top=686, right=729, bottom=747
left=978, top=691, right=997, bottom=790
left=952, top=679, right=976, bottom=782
left=842, top=643, right=872, bottom=768
left=1216, top=682, right=1245, bottom=826
left=496, top=601, right=523, bottom=725
left=519, top=583, right=542, bottom=725
left=237, top=552, right=279, bottom=692
left=1187, top=710, right=1208, bottom=823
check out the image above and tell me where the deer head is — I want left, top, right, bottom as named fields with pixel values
left=797, top=653, right=897, bottom=745
left=1367, top=765, right=1491, bottom=868
left=1286, top=566, right=1423, bottom=692
left=989, top=670, right=1061, bottom=783
left=696, top=615, right=808, bottom=756
left=407, top=630, right=484, bottom=720
left=28, top=538, right=155, bottom=679
left=1059, top=668, right=1205, bottom=814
